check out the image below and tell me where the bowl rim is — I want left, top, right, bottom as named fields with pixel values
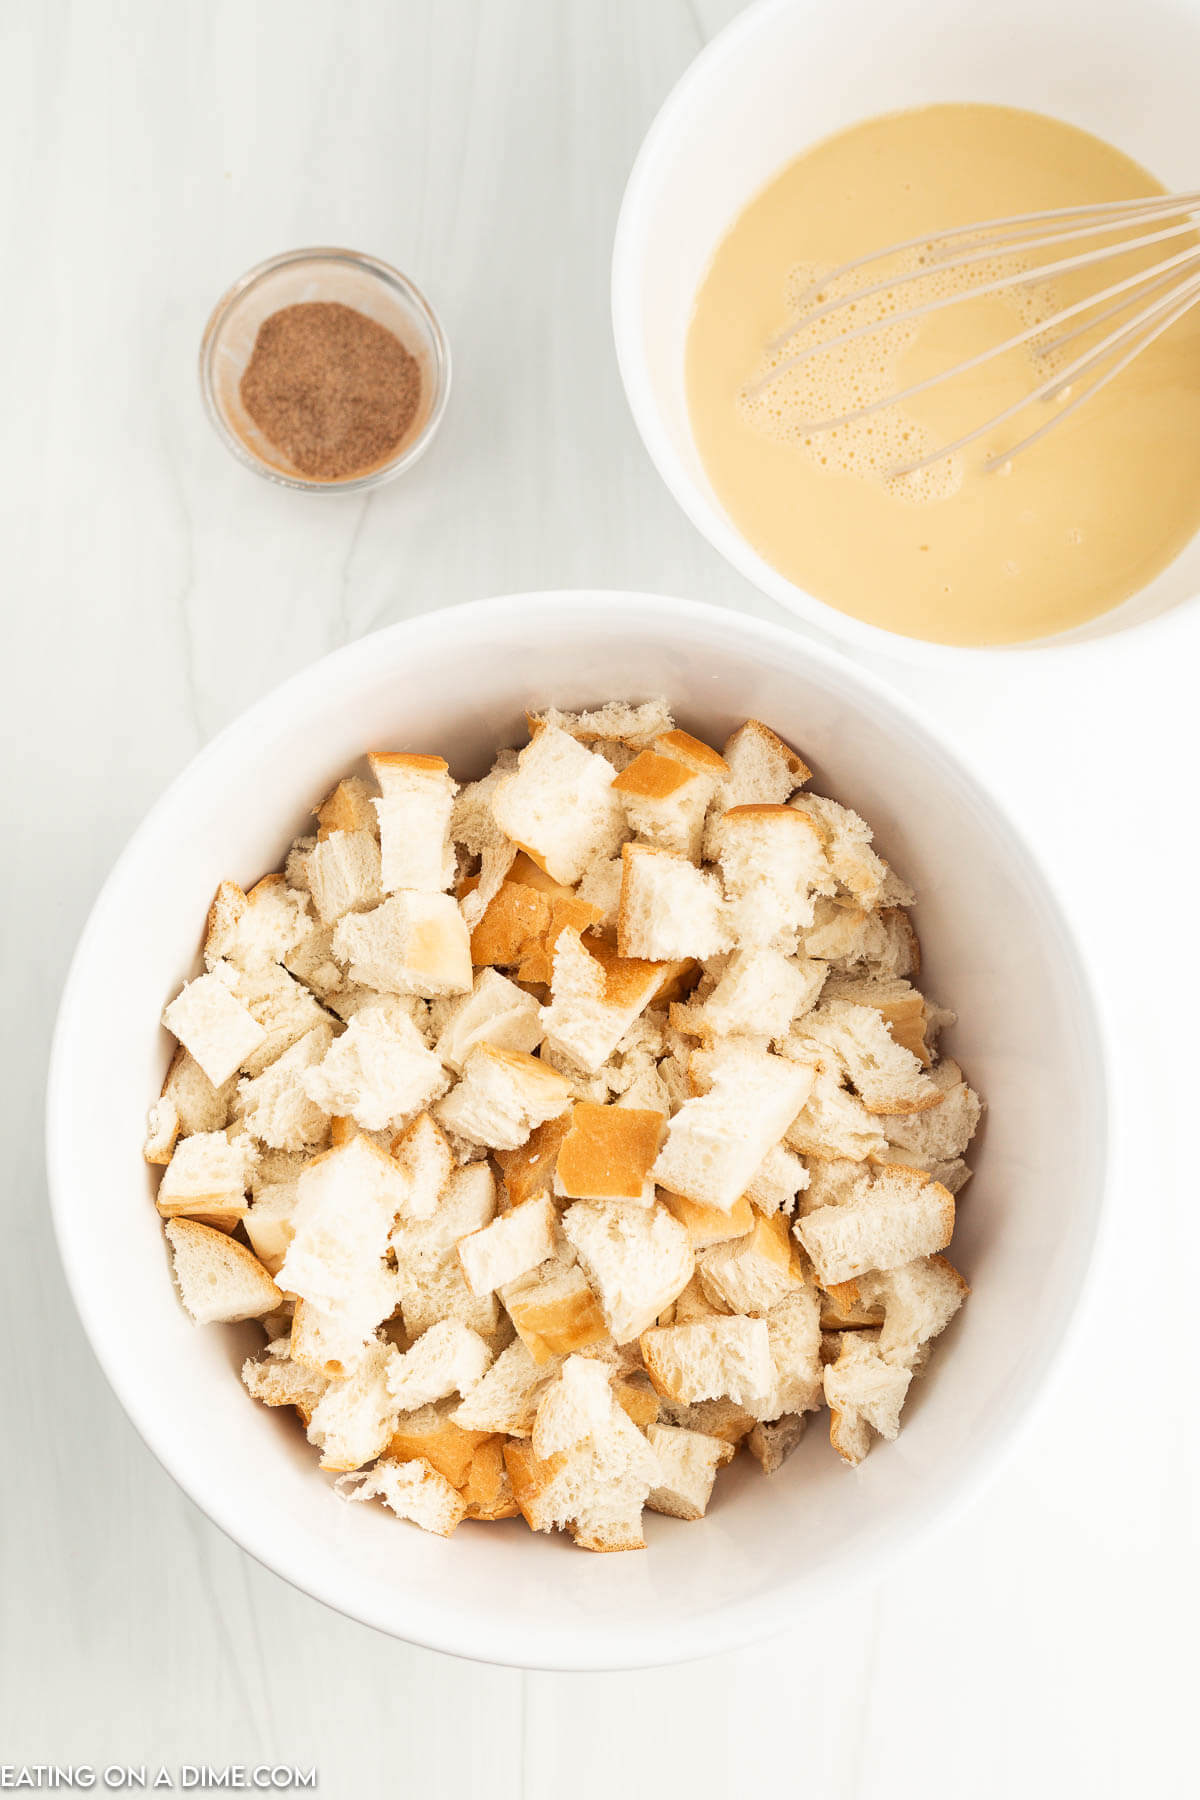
left=198, top=245, right=453, bottom=493
left=609, top=0, right=1196, bottom=666
left=44, top=589, right=1115, bottom=1669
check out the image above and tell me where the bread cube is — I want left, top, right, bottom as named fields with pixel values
left=529, top=699, right=674, bottom=752
left=242, top=1180, right=298, bottom=1276
left=457, top=1193, right=559, bottom=1295
left=162, top=968, right=267, bottom=1088
left=278, top=1136, right=405, bottom=1323
left=802, top=999, right=941, bottom=1114
left=305, top=828, right=384, bottom=925
left=700, top=946, right=825, bottom=1041
left=698, top=1210, right=805, bottom=1316
left=639, top=1316, right=772, bottom=1409
left=333, top=892, right=472, bottom=998
left=156, top=1129, right=253, bottom=1225
left=452, top=1338, right=562, bottom=1436
left=383, top=1399, right=493, bottom=1487
left=238, top=1023, right=335, bottom=1151
left=434, top=967, right=544, bottom=1072
left=661, top=1191, right=755, bottom=1250
left=385, top=1319, right=494, bottom=1411
left=506, top=1359, right=661, bottom=1552
left=491, top=725, right=627, bottom=884
left=540, top=928, right=690, bottom=1074
left=165, top=1218, right=281, bottom=1324
left=652, top=1043, right=816, bottom=1213
left=721, top=719, right=811, bottom=805
left=746, top=1412, right=808, bottom=1474
left=784, top=1063, right=889, bottom=1162
left=337, top=1455, right=467, bottom=1536
left=745, top=1142, right=809, bottom=1215
left=368, top=751, right=457, bottom=894
left=493, top=1110, right=574, bottom=1207
left=752, top=1287, right=824, bottom=1419
left=242, top=1337, right=330, bottom=1418
left=824, top=1330, right=914, bottom=1465
left=436, top=1045, right=573, bottom=1151
left=305, top=1338, right=401, bottom=1471
left=645, top=1423, right=734, bottom=1520
left=390, top=1111, right=454, bottom=1221
left=391, top=1163, right=500, bottom=1339
left=883, top=1059, right=982, bottom=1161
left=790, top=792, right=890, bottom=907
left=618, top=843, right=730, bottom=961
left=859, top=1253, right=969, bottom=1367
left=500, top=1258, right=610, bottom=1364
left=203, top=875, right=312, bottom=973
left=715, top=804, right=831, bottom=942
left=302, top=1004, right=448, bottom=1131
left=314, top=775, right=378, bottom=839
left=612, top=750, right=716, bottom=860
left=795, top=1166, right=955, bottom=1287
left=562, top=1198, right=694, bottom=1344
left=554, top=1101, right=665, bottom=1203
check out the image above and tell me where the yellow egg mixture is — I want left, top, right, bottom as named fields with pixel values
left=686, top=104, right=1200, bottom=645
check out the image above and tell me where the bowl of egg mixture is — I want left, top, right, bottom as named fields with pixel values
left=612, top=0, right=1200, bottom=656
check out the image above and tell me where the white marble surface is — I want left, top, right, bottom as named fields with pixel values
left=2, top=1, right=1195, bottom=1793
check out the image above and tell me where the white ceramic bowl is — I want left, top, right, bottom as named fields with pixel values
left=612, top=0, right=1200, bottom=663
left=47, top=592, right=1108, bottom=1669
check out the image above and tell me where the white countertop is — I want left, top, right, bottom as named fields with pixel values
left=2, top=1, right=1194, bottom=1793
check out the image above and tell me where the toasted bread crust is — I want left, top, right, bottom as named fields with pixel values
left=470, top=879, right=603, bottom=984
left=505, top=850, right=575, bottom=897
left=723, top=718, right=812, bottom=785
left=613, top=1377, right=661, bottom=1429
left=505, top=1276, right=610, bottom=1363
left=517, top=895, right=605, bottom=984
left=612, top=750, right=697, bottom=801
left=723, top=802, right=806, bottom=821
left=502, top=1438, right=567, bottom=1531
left=314, top=778, right=378, bottom=839
left=569, top=1521, right=647, bottom=1553
left=385, top=1414, right=492, bottom=1489
left=368, top=751, right=450, bottom=777
left=818, top=1278, right=884, bottom=1330
left=458, top=1436, right=521, bottom=1520
left=883, top=906, right=921, bottom=975
left=495, top=1112, right=574, bottom=1208
left=653, top=728, right=730, bottom=775
left=204, top=880, right=247, bottom=964
left=555, top=1101, right=665, bottom=1201
left=662, top=1191, right=754, bottom=1248
left=469, top=880, right=551, bottom=968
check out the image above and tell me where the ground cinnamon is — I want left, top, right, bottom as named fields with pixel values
left=239, top=301, right=422, bottom=481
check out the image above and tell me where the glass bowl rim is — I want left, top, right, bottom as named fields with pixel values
left=198, top=245, right=452, bottom=493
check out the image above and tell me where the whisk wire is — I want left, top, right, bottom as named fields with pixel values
left=784, top=188, right=1200, bottom=321
left=1035, top=258, right=1199, bottom=356
left=891, top=268, right=1200, bottom=478
left=980, top=273, right=1200, bottom=473
left=758, top=216, right=1200, bottom=391
left=757, top=189, right=1200, bottom=472
left=793, top=245, right=1200, bottom=435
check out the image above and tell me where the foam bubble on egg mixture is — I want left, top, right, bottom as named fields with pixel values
left=738, top=248, right=1066, bottom=507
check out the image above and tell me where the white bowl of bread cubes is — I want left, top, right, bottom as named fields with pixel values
left=47, top=591, right=1108, bottom=1668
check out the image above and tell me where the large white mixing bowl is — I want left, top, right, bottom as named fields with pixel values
left=46, top=592, right=1109, bottom=1667
left=612, top=0, right=1200, bottom=662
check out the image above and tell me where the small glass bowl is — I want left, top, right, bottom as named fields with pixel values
left=199, top=247, right=451, bottom=492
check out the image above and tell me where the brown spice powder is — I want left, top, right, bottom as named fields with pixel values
left=239, top=301, right=422, bottom=481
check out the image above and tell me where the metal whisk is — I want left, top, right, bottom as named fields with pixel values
left=755, top=190, right=1200, bottom=475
